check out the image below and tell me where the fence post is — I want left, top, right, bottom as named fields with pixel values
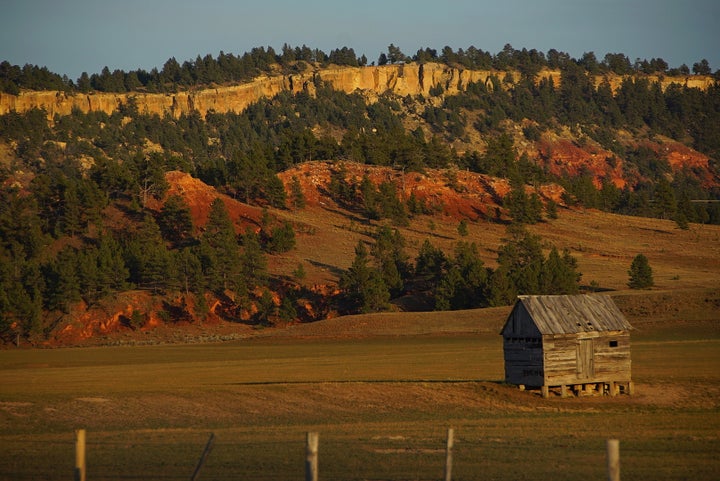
left=306, top=432, right=319, bottom=481
left=444, top=428, right=454, bottom=481
left=606, top=439, right=620, bottom=481
left=74, top=429, right=86, bottom=481
left=190, top=433, right=216, bottom=481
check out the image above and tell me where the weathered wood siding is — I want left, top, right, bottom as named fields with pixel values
left=503, top=337, right=544, bottom=386
left=502, top=302, right=545, bottom=386
left=543, top=331, right=631, bottom=386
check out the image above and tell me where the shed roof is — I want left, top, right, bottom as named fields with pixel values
left=513, top=295, right=633, bottom=335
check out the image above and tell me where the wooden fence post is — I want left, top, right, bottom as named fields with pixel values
left=306, top=432, right=319, bottom=481
left=74, top=429, right=86, bottom=481
left=444, top=428, right=454, bottom=481
left=606, top=439, right=620, bottom=481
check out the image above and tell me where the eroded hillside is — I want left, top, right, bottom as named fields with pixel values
left=38, top=165, right=720, bottom=346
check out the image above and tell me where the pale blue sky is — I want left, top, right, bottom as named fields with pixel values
left=1, top=0, right=717, bottom=81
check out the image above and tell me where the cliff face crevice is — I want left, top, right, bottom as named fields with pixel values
left=0, top=63, right=714, bottom=120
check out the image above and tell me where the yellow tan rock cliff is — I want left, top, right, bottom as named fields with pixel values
left=0, top=63, right=714, bottom=119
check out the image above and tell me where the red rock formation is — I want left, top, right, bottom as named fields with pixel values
left=277, top=160, right=559, bottom=221
left=145, top=170, right=263, bottom=233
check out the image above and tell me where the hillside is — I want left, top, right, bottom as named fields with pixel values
left=1, top=55, right=719, bottom=346
left=36, top=166, right=720, bottom=346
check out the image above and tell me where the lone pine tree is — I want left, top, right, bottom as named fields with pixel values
left=628, top=253, right=654, bottom=289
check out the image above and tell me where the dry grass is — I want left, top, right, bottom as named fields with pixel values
left=272, top=203, right=720, bottom=294
left=2, top=203, right=720, bottom=479
left=1, top=303, right=719, bottom=480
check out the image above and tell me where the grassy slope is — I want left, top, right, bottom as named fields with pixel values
left=2, top=202, right=719, bottom=479
left=1, top=291, right=718, bottom=480
left=269, top=200, right=720, bottom=293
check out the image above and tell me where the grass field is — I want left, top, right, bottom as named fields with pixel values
left=1, top=294, right=719, bottom=481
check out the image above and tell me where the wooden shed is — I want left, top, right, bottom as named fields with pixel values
left=501, top=294, right=634, bottom=398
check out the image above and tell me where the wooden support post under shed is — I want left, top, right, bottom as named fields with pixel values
left=541, top=385, right=549, bottom=398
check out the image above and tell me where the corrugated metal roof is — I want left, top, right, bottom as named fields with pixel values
left=516, top=295, right=633, bottom=334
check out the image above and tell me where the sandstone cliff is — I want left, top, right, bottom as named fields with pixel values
left=1, top=63, right=713, bottom=119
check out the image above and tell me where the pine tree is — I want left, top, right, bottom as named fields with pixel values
left=341, top=241, right=372, bottom=309
left=255, top=289, right=276, bottom=325
left=292, top=262, right=307, bottom=281
left=414, top=239, right=448, bottom=286
left=200, top=198, right=242, bottom=294
left=652, top=178, right=677, bottom=220
left=124, top=215, right=173, bottom=293
left=340, top=241, right=389, bottom=313
left=267, top=222, right=296, bottom=253
left=431, top=241, right=491, bottom=311
left=279, top=294, right=298, bottom=322
left=487, top=266, right=516, bottom=307
left=360, top=175, right=380, bottom=219
left=496, top=225, right=544, bottom=295
left=377, top=182, right=409, bottom=226
left=0, top=248, right=45, bottom=340
left=290, top=176, right=306, bottom=209
left=628, top=254, right=654, bottom=289
left=240, top=228, right=268, bottom=290
left=173, top=247, right=204, bottom=295
left=457, top=219, right=469, bottom=236
left=545, top=198, right=558, bottom=219
left=45, top=246, right=82, bottom=312
left=506, top=188, right=542, bottom=224
left=158, top=194, right=194, bottom=246
left=674, top=212, right=689, bottom=230
left=371, top=226, right=409, bottom=296
left=435, top=266, right=464, bottom=311
left=92, top=234, right=129, bottom=297
left=60, top=181, right=83, bottom=237
left=264, top=174, right=287, bottom=208
left=452, top=241, right=490, bottom=307
left=540, top=247, right=580, bottom=294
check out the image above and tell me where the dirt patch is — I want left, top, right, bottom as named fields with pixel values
left=75, top=397, right=111, bottom=403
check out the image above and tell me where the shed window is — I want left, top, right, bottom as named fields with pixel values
left=609, top=340, right=618, bottom=348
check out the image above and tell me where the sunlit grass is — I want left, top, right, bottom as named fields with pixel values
left=1, top=323, right=718, bottom=480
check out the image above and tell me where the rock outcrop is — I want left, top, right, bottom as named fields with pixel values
left=2, top=63, right=713, bottom=120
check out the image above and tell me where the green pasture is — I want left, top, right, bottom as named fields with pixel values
left=1, top=322, right=719, bottom=480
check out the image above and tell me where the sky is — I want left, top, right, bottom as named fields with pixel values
left=1, top=0, right=718, bottom=82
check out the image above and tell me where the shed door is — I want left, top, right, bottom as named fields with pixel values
left=576, top=339, right=594, bottom=378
